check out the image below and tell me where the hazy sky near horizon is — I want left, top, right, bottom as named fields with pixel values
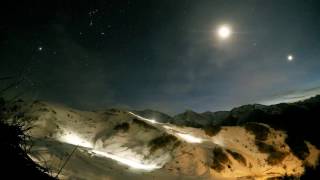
left=1, top=0, right=320, bottom=114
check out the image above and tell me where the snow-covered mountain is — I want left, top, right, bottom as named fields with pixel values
left=3, top=96, right=320, bottom=179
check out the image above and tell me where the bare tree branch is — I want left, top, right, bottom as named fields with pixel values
left=55, top=145, right=78, bottom=178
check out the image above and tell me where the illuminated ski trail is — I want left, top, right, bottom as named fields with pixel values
left=128, top=111, right=204, bottom=144
left=56, top=112, right=208, bottom=171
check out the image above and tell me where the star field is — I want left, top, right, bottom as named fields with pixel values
left=1, top=0, right=320, bottom=114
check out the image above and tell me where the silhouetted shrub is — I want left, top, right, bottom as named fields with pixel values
left=0, top=99, right=55, bottom=179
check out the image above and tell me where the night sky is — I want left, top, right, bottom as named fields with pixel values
left=1, top=0, right=320, bottom=114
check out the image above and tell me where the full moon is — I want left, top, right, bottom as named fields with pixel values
left=217, top=25, right=232, bottom=39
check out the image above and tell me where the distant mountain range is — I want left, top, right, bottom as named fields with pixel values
left=136, top=95, right=320, bottom=146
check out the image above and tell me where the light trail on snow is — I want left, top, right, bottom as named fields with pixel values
left=58, top=131, right=93, bottom=148
left=175, top=132, right=203, bottom=143
left=128, top=111, right=159, bottom=124
left=90, top=150, right=161, bottom=171
left=57, top=131, right=162, bottom=171
left=56, top=112, right=207, bottom=172
left=128, top=112, right=204, bottom=143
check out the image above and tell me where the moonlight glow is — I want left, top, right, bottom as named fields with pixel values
left=217, top=25, right=232, bottom=39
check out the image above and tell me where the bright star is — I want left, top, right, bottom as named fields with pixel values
left=38, top=46, right=43, bottom=51
left=217, top=25, right=232, bottom=39
left=287, top=55, right=294, bottom=61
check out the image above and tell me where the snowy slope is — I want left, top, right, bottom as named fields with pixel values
left=6, top=100, right=320, bottom=180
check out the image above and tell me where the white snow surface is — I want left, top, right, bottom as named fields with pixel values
left=10, top=101, right=320, bottom=180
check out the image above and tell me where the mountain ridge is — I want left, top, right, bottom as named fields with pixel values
left=1, top=95, right=320, bottom=179
left=133, top=95, right=320, bottom=147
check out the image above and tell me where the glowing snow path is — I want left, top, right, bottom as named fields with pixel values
left=59, top=132, right=93, bottom=148
left=175, top=133, right=203, bottom=143
left=56, top=112, right=207, bottom=172
left=128, top=112, right=159, bottom=124
left=57, top=131, right=161, bottom=171
left=128, top=111, right=204, bottom=144
left=90, top=150, right=161, bottom=171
